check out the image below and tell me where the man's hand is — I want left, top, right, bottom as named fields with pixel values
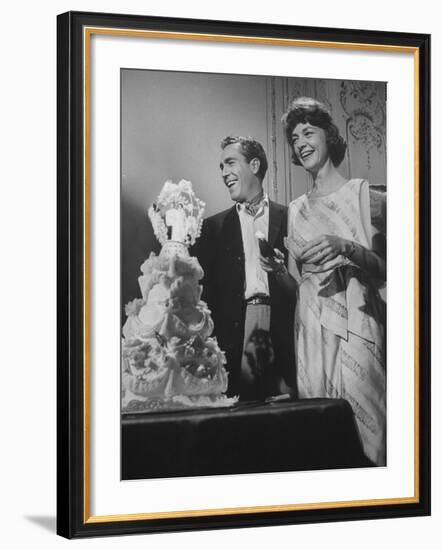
left=259, top=248, right=287, bottom=275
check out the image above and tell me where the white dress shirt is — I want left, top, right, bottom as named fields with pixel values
left=236, top=194, right=270, bottom=300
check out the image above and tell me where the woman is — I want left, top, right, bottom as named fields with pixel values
left=262, top=97, right=386, bottom=466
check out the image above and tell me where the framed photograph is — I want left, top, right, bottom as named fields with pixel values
left=57, top=10, right=430, bottom=538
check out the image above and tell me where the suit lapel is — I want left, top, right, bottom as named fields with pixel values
left=268, top=201, right=284, bottom=248
left=220, top=207, right=245, bottom=292
left=223, top=202, right=284, bottom=253
left=223, top=206, right=244, bottom=258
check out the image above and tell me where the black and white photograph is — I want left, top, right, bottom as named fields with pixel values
left=120, top=69, right=387, bottom=480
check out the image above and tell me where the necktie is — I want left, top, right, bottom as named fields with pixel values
left=244, top=193, right=264, bottom=217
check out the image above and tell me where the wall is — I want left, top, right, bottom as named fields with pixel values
left=1, top=1, right=439, bottom=550
left=121, top=70, right=386, bottom=306
left=122, top=71, right=386, bottom=212
left=270, top=77, right=387, bottom=205
left=122, top=69, right=269, bottom=216
left=121, top=69, right=271, bottom=305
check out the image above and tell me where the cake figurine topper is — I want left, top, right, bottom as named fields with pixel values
left=148, top=180, right=205, bottom=247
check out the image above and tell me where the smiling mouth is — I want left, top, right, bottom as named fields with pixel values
left=226, top=180, right=237, bottom=189
left=300, top=150, right=314, bottom=160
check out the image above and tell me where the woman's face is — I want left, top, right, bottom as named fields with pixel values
left=291, top=122, right=329, bottom=174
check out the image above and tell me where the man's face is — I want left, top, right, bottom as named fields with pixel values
left=219, top=143, right=261, bottom=203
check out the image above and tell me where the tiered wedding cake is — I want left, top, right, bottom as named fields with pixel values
left=122, top=180, right=235, bottom=412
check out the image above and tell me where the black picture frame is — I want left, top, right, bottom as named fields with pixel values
left=57, top=10, right=431, bottom=539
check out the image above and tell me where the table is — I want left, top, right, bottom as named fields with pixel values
left=121, top=398, right=372, bottom=480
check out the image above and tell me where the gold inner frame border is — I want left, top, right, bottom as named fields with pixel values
left=82, top=26, right=421, bottom=524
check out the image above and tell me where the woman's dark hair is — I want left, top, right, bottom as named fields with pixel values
left=281, top=97, right=347, bottom=167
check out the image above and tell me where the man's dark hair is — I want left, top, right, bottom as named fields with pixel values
left=281, top=97, right=347, bottom=167
left=221, top=136, right=268, bottom=181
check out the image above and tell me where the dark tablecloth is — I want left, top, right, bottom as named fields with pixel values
left=121, top=398, right=372, bottom=480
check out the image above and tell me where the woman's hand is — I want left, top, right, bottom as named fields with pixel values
left=259, top=248, right=287, bottom=275
left=300, top=235, right=349, bottom=265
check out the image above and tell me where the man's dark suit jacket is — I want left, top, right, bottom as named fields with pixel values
left=195, top=200, right=296, bottom=399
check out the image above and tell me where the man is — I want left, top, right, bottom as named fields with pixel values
left=196, top=136, right=295, bottom=401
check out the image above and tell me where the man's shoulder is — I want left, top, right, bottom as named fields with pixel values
left=269, top=199, right=288, bottom=212
left=269, top=200, right=288, bottom=219
left=203, top=200, right=288, bottom=229
left=204, top=206, right=236, bottom=228
left=197, top=206, right=237, bottom=258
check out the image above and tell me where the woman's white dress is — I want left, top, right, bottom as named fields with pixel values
left=286, top=179, right=386, bottom=465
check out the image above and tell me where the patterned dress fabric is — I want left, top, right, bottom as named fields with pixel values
left=286, top=179, right=386, bottom=466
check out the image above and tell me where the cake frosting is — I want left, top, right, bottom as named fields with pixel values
left=122, top=180, right=236, bottom=412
